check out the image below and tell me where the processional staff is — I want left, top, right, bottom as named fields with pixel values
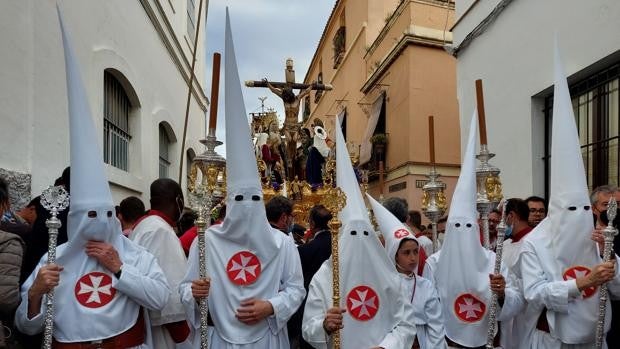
left=320, top=159, right=347, bottom=349
left=188, top=51, right=227, bottom=349
left=421, top=116, right=447, bottom=253
left=474, top=80, right=503, bottom=250
left=596, top=197, right=618, bottom=348
left=486, top=200, right=508, bottom=349
left=41, top=185, right=70, bottom=349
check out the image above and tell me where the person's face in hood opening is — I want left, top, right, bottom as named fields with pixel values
left=395, top=239, right=419, bottom=275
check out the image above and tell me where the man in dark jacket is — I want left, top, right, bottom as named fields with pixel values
left=289, top=205, right=332, bottom=349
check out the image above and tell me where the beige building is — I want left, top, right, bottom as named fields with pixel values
left=0, top=0, right=208, bottom=207
left=302, top=0, right=460, bottom=218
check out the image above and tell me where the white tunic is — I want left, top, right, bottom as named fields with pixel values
left=130, top=215, right=190, bottom=349
left=500, top=237, right=538, bottom=349
left=422, top=252, right=439, bottom=282
left=519, top=229, right=620, bottom=349
left=416, top=235, right=434, bottom=257
left=398, top=273, right=447, bottom=349
left=15, top=237, right=170, bottom=347
left=302, top=259, right=416, bottom=349
left=180, top=227, right=305, bottom=348
left=424, top=248, right=525, bottom=348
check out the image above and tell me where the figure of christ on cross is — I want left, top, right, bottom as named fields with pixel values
left=245, top=58, right=332, bottom=181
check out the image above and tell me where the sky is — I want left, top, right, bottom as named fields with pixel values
left=202, top=0, right=335, bottom=154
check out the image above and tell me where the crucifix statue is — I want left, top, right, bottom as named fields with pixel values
left=246, top=58, right=333, bottom=181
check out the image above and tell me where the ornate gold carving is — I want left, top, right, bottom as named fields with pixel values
left=206, top=165, right=219, bottom=192
left=437, top=190, right=447, bottom=210
left=322, top=159, right=336, bottom=187
left=421, top=191, right=429, bottom=210
left=485, top=175, right=503, bottom=202
left=188, top=162, right=199, bottom=193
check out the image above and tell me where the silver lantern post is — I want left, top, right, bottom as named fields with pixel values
left=595, top=197, right=618, bottom=348
left=40, top=185, right=70, bottom=349
left=422, top=168, right=447, bottom=253
left=475, top=144, right=502, bottom=249
left=421, top=116, right=447, bottom=253
left=186, top=50, right=227, bottom=349
left=188, top=130, right=226, bottom=349
left=475, top=80, right=503, bottom=250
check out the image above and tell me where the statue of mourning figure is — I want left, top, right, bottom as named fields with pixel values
left=305, top=124, right=331, bottom=187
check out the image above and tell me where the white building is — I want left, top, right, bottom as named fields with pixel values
left=452, top=0, right=619, bottom=199
left=0, top=0, right=209, bottom=207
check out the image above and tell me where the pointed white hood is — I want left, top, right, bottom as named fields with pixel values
left=333, top=117, right=413, bottom=347
left=336, top=125, right=368, bottom=227
left=435, top=112, right=494, bottom=347
left=536, top=39, right=602, bottom=343
left=209, top=8, right=275, bottom=256
left=438, top=112, right=487, bottom=269
left=366, top=193, right=418, bottom=269
left=51, top=7, right=146, bottom=341
left=547, top=40, right=596, bottom=267
left=58, top=7, right=120, bottom=248
left=203, top=10, right=280, bottom=344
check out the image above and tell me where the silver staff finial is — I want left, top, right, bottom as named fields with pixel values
left=40, top=185, right=70, bottom=349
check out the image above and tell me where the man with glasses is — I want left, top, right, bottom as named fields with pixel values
left=486, top=210, right=501, bottom=251
left=525, top=196, right=547, bottom=227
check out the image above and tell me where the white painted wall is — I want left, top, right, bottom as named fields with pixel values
left=453, top=0, right=620, bottom=198
left=0, top=0, right=208, bottom=205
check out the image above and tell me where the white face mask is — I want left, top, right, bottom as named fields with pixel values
left=68, top=206, right=118, bottom=243
left=226, top=188, right=263, bottom=222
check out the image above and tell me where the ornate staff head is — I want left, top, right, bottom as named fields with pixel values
left=41, top=185, right=70, bottom=218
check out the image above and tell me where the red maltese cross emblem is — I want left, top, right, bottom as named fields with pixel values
left=563, top=266, right=597, bottom=298
left=226, top=251, right=262, bottom=286
left=394, top=228, right=410, bottom=239
left=74, top=272, right=116, bottom=308
left=454, top=293, right=486, bottom=323
left=346, top=285, right=380, bottom=321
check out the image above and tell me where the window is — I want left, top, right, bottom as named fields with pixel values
left=544, top=63, right=619, bottom=193
left=302, top=96, right=311, bottom=122
left=187, top=0, right=196, bottom=43
left=340, top=108, right=347, bottom=140
left=159, top=124, right=172, bottom=178
left=315, top=72, right=324, bottom=103
left=363, top=94, right=387, bottom=180
left=104, top=71, right=131, bottom=171
left=333, top=11, right=346, bottom=68
left=333, top=27, right=346, bottom=68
